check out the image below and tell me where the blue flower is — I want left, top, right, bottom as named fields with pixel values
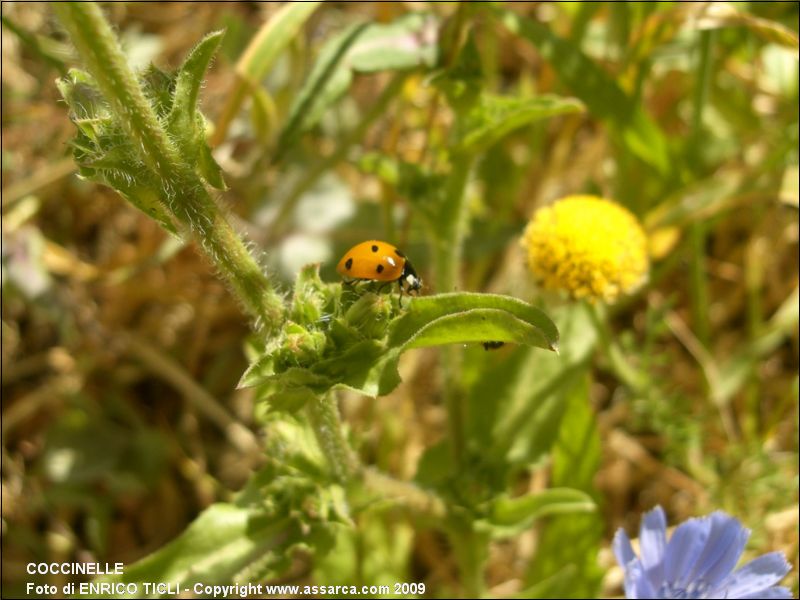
left=613, top=506, right=793, bottom=599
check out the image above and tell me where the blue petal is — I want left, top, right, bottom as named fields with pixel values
left=737, top=587, right=793, bottom=599
left=663, top=516, right=711, bottom=588
left=687, top=512, right=750, bottom=587
left=625, top=559, right=657, bottom=599
left=614, top=528, right=636, bottom=568
left=639, top=506, right=667, bottom=587
left=713, top=552, right=791, bottom=598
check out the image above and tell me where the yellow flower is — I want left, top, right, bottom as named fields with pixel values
left=521, top=195, right=648, bottom=303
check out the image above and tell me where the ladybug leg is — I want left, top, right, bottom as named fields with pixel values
left=397, top=279, right=405, bottom=308
left=343, top=278, right=369, bottom=292
left=341, top=278, right=362, bottom=301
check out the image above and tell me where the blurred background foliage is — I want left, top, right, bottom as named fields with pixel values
left=2, top=1, right=797, bottom=598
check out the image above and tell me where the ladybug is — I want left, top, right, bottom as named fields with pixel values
left=336, top=240, right=422, bottom=302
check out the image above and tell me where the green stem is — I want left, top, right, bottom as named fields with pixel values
left=450, top=522, right=488, bottom=598
left=53, top=2, right=284, bottom=332
left=307, top=397, right=451, bottom=523
left=54, top=3, right=173, bottom=176
left=690, top=30, right=714, bottom=135
left=306, top=393, right=359, bottom=483
left=360, top=468, right=447, bottom=523
left=434, top=153, right=474, bottom=293
left=430, top=2, right=475, bottom=475
left=688, top=30, right=714, bottom=347
left=432, top=154, right=474, bottom=468
left=688, top=222, right=710, bottom=346
left=586, top=302, right=646, bottom=394
left=426, top=148, right=485, bottom=596
left=441, top=345, right=466, bottom=467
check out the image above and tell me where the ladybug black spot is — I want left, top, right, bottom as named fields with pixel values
left=395, top=249, right=405, bottom=258
left=345, top=257, right=353, bottom=270
left=371, top=245, right=379, bottom=252
left=376, top=264, right=385, bottom=274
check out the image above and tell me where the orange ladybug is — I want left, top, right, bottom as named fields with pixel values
left=336, top=240, right=422, bottom=301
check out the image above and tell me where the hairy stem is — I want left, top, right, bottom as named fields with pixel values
left=53, top=2, right=284, bottom=332
left=360, top=468, right=448, bottom=523
left=306, top=393, right=359, bottom=483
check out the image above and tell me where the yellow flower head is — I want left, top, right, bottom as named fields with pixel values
left=521, top=195, right=649, bottom=303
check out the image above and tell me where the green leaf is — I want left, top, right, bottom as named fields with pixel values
left=275, top=22, right=366, bottom=158
left=238, top=352, right=275, bottom=388
left=315, top=513, right=414, bottom=593
left=1, top=14, right=70, bottom=75
left=388, top=293, right=559, bottom=352
left=277, top=13, right=438, bottom=156
left=101, top=176, right=180, bottom=235
left=513, top=567, right=581, bottom=600
left=459, top=93, right=585, bottom=153
left=212, top=1, right=322, bottom=145
left=357, top=153, right=446, bottom=223
left=431, top=29, right=484, bottom=113
left=499, top=9, right=671, bottom=175
left=290, top=263, right=340, bottom=326
left=404, top=308, right=552, bottom=350
left=167, top=31, right=226, bottom=189
left=241, top=292, right=559, bottom=410
left=262, top=386, right=319, bottom=414
left=57, top=31, right=229, bottom=232
left=103, top=503, right=275, bottom=591
left=713, top=286, right=800, bottom=406
left=237, top=2, right=322, bottom=83
left=101, top=452, right=343, bottom=594
left=414, top=440, right=453, bottom=489
left=57, top=69, right=180, bottom=235
left=195, top=139, right=226, bottom=190
left=170, top=31, right=223, bottom=128
left=462, top=305, right=596, bottom=489
left=486, top=488, right=595, bottom=538
left=312, top=340, right=389, bottom=393
left=249, top=85, right=278, bottom=143
left=347, top=13, right=439, bottom=73
left=361, top=293, right=558, bottom=397
left=496, top=363, right=583, bottom=467
left=257, top=367, right=331, bottom=413
left=524, top=375, right=604, bottom=599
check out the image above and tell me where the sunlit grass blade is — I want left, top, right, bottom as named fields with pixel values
left=458, top=94, right=585, bottom=153
left=689, top=3, right=798, bottom=51
left=498, top=9, right=672, bottom=176
left=211, top=1, right=322, bottom=146
left=275, top=13, right=438, bottom=160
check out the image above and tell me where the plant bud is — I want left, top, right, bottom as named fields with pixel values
left=344, top=293, right=392, bottom=340
left=290, top=264, right=336, bottom=325
left=280, top=322, right=326, bottom=366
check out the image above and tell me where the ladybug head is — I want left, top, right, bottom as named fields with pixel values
left=401, top=261, right=422, bottom=294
